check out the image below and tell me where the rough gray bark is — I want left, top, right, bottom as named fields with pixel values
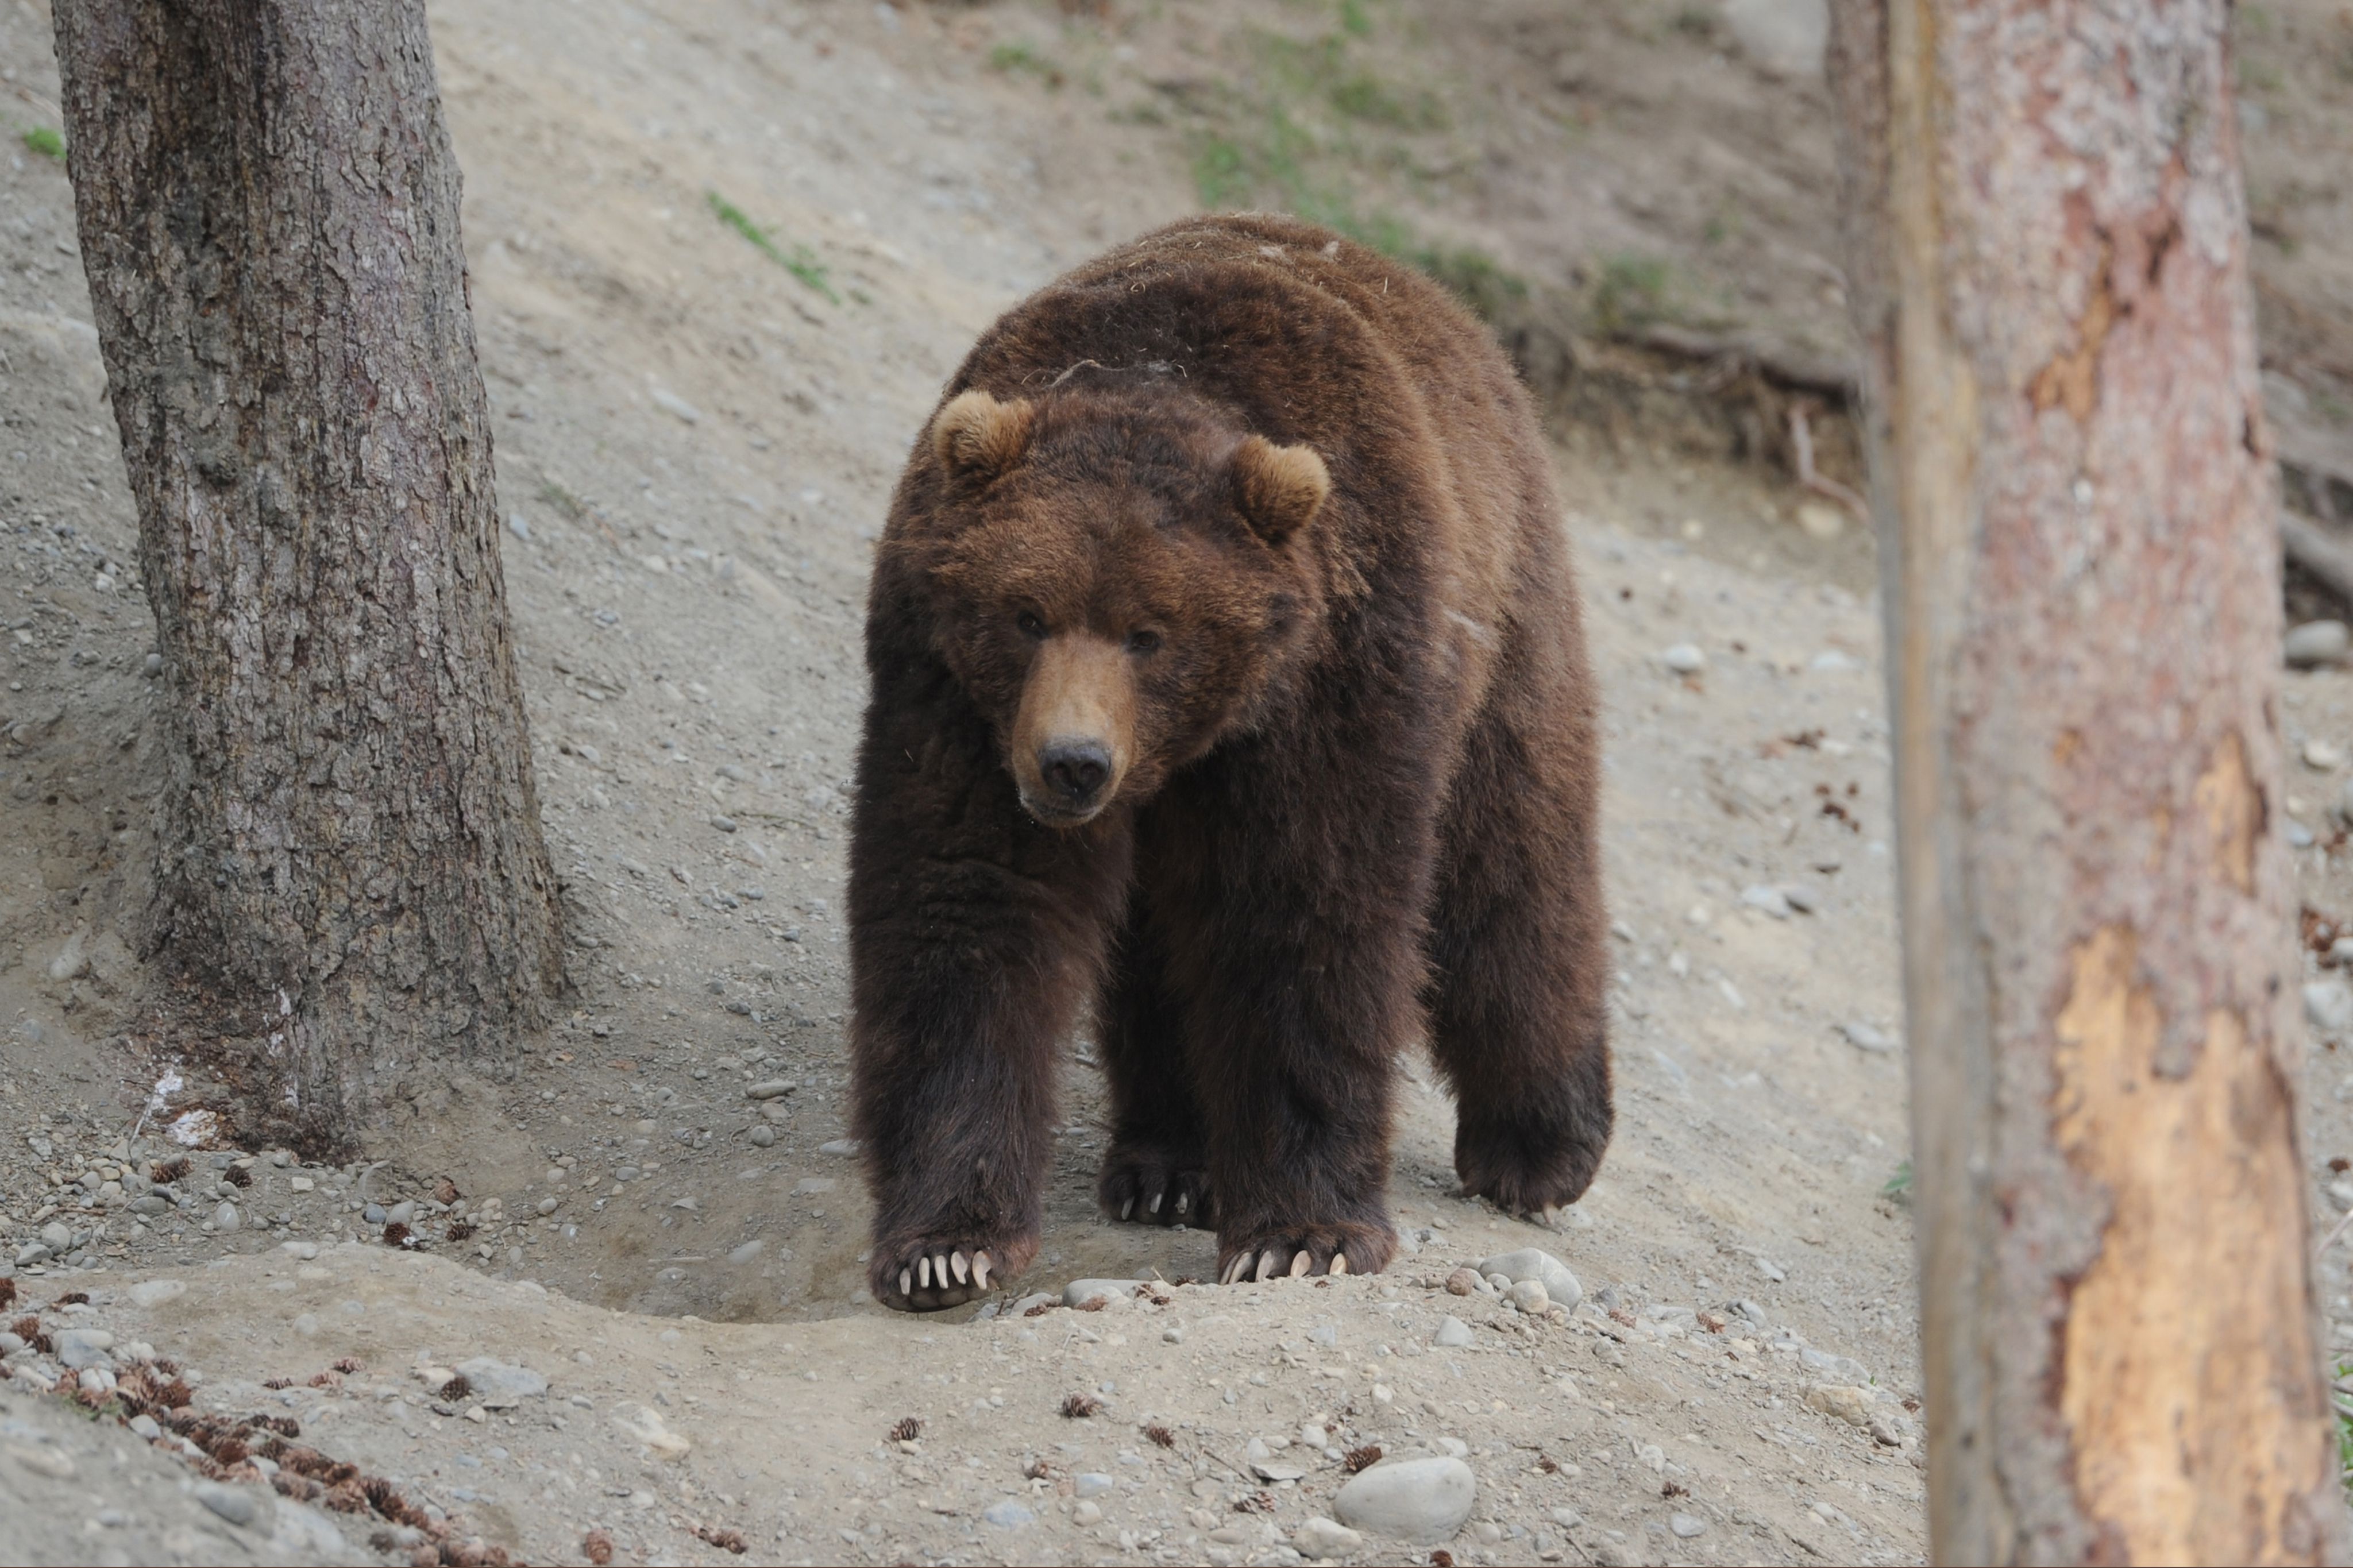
left=52, top=0, right=563, bottom=1150
left=1829, top=1, right=2348, bottom=1560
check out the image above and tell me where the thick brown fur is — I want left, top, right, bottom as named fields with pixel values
left=849, top=214, right=1612, bottom=1311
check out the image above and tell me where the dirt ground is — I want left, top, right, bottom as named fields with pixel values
left=1, top=1, right=2351, bottom=1564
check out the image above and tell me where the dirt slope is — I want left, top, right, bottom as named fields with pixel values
left=0, top=1, right=2347, bottom=1564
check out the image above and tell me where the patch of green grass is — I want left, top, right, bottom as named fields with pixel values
left=1330, top=71, right=1444, bottom=130
left=537, top=481, right=587, bottom=521
left=22, top=126, right=64, bottom=160
left=705, top=191, right=839, bottom=304
left=2336, top=1358, right=2353, bottom=1489
left=1338, top=0, right=1373, bottom=38
left=1669, top=4, right=1719, bottom=41
left=1592, top=252, right=1671, bottom=331
left=989, top=40, right=1067, bottom=87
left=1880, top=1161, right=1914, bottom=1203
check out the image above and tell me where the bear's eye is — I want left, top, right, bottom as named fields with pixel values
left=1016, top=611, right=1047, bottom=640
left=1124, top=629, right=1163, bottom=655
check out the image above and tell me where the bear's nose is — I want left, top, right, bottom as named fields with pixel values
left=1038, top=739, right=1112, bottom=805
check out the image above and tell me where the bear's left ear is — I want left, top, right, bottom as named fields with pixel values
left=1230, top=435, right=1331, bottom=546
left=932, top=389, right=1036, bottom=482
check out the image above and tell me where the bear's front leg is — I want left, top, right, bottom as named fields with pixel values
left=1148, top=774, right=1426, bottom=1284
left=848, top=665, right=1131, bottom=1312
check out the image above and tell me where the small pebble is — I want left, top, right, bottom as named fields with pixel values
left=193, top=1481, right=258, bottom=1528
left=1294, top=1516, right=1365, bottom=1557
left=1661, top=642, right=1707, bottom=675
left=2307, top=980, right=2353, bottom=1035
left=1739, top=884, right=1791, bottom=918
left=212, top=1201, right=241, bottom=1232
left=1505, top=1279, right=1549, bottom=1314
left=1444, top=1267, right=1479, bottom=1296
left=1432, top=1315, right=1474, bottom=1349
left=981, top=1499, right=1035, bottom=1528
left=749, top=1126, right=777, bottom=1148
left=1073, top=1501, right=1102, bottom=1527
left=745, top=1080, right=797, bottom=1100
left=1837, top=1021, right=1898, bottom=1053
left=1075, top=1473, right=1114, bottom=1499
left=1476, top=1248, right=1583, bottom=1312
left=2305, top=739, right=2346, bottom=771
left=1671, top=1512, right=1708, bottom=1539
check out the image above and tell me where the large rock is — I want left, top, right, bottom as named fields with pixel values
left=2286, top=619, right=2352, bottom=668
left=1721, top=0, right=1827, bottom=79
left=1804, top=1383, right=1876, bottom=1427
left=1475, top=1248, right=1583, bottom=1313
left=1333, top=1455, right=1477, bottom=1545
left=454, top=1357, right=547, bottom=1407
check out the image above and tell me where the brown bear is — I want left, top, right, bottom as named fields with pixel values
left=848, top=212, right=1611, bottom=1311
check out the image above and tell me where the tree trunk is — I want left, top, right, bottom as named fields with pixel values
left=1829, top=2, right=2348, bottom=1560
left=52, top=0, right=563, bottom=1152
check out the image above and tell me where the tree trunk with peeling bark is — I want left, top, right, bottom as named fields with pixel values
left=52, top=0, right=563, bottom=1152
left=1829, top=2, right=2348, bottom=1560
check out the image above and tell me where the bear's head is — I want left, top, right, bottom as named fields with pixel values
left=904, top=381, right=1334, bottom=827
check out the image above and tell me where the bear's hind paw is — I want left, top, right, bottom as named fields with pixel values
left=1097, top=1145, right=1214, bottom=1228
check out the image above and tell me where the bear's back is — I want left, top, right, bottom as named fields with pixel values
left=952, top=215, right=1549, bottom=627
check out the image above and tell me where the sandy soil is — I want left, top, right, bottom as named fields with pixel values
left=0, top=1, right=2349, bottom=1565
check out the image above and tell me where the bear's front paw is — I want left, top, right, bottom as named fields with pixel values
left=871, top=1229, right=1040, bottom=1314
left=1097, top=1141, right=1214, bottom=1227
left=1215, top=1219, right=1396, bottom=1284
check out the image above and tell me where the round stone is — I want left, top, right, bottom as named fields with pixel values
left=1332, top=1455, right=1476, bottom=1545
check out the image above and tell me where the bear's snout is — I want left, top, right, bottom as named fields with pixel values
left=1037, top=737, right=1113, bottom=808
left=1010, top=633, right=1134, bottom=825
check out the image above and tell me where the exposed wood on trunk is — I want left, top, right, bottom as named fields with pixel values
left=51, top=0, right=564, bottom=1150
left=1829, top=0, right=2348, bottom=1559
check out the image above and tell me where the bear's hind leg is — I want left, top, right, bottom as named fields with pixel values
left=1096, top=905, right=1216, bottom=1227
left=1425, top=640, right=1614, bottom=1216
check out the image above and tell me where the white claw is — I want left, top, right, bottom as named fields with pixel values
left=1148, top=1192, right=1162, bottom=1215
left=1121, top=1196, right=1135, bottom=1221
left=1174, top=1192, right=1190, bottom=1216
left=975, top=1252, right=993, bottom=1291
left=1222, top=1254, right=1244, bottom=1285
left=900, top=1268, right=913, bottom=1298
left=1256, top=1248, right=1279, bottom=1282
left=934, top=1253, right=950, bottom=1291
left=1289, top=1249, right=1311, bottom=1278
left=918, top=1256, right=932, bottom=1289
left=951, top=1251, right=970, bottom=1284
left=1331, top=1253, right=1349, bottom=1275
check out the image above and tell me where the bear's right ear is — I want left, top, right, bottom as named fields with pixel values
left=1230, top=435, right=1331, bottom=546
left=932, top=390, right=1036, bottom=481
